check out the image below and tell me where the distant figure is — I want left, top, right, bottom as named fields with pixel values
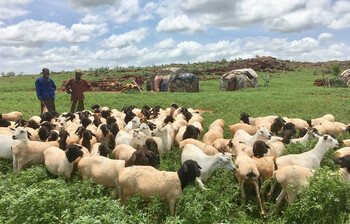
left=35, top=68, right=56, bottom=116
left=65, top=69, right=91, bottom=113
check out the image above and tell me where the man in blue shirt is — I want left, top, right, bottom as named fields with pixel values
left=35, top=68, right=57, bottom=116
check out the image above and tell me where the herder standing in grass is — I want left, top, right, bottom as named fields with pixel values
left=65, top=69, right=91, bottom=113
left=35, top=68, right=56, bottom=116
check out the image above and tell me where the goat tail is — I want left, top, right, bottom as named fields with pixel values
left=346, top=126, right=350, bottom=133
left=273, top=155, right=278, bottom=171
left=247, top=168, right=257, bottom=178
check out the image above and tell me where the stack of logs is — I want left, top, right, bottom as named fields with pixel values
left=61, top=77, right=143, bottom=92
left=314, top=78, right=329, bottom=86
left=89, top=78, right=124, bottom=91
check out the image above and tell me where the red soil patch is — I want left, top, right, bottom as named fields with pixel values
left=196, top=109, right=213, bottom=114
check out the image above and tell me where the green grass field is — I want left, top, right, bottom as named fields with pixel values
left=0, top=67, right=349, bottom=223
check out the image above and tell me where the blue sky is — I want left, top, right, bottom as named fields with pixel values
left=1, top=0, right=350, bottom=74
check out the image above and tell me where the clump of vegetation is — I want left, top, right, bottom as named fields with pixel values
left=1, top=71, right=16, bottom=77
left=331, top=64, right=341, bottom=77
left=89, top=67, right=110, bottom=76
left=141, top=70, right=149, bottom=77
left=283, top=167, right=350, bottom=224
left=261, top=75, right=271, bottom=87
left=312, top=69, right=318, bottom=75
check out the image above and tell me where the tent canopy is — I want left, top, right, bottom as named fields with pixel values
left=220, top=68, right=258, bottom=91
left=341, top=69, right=350, bottom=78
left=150, top=67, right=199, bottom=92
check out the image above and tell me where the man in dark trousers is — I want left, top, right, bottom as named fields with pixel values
left=35, top=68, right=56, bottom=116
left=65, top=69, right=91, bottom=113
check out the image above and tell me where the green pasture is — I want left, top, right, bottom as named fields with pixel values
left=0, top=68, right=349, bottom=223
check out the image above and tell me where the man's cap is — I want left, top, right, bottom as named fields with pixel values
left=75, top=69, right=83, bottom=74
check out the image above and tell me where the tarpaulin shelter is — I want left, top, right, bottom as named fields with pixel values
left=341, top=69, right=350, bottom=79
left=220, top=68, right=258, bottom=91
left=149, top=67, right=199, bottom=92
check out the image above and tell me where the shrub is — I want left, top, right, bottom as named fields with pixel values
left=261, top=75, right=271, bottom=87
left=331, top=64, right=341, bottom=77
left=282, top=167, right=350, bottom=224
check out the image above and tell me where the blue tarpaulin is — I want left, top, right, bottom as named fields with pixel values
left=169, top=73, right=198, bottom=83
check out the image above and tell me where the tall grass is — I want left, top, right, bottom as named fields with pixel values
left=0, top=68, right=349, bottom=223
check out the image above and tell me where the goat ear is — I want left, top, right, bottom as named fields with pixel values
left=195, top=127, right=200, bottom=134
left=227, top=140, right=233, bottom=148
left=182, top=163, right=188, bottom=172
left=10, top=128, right=15, bottom=131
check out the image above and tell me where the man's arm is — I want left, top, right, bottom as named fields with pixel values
left=52, top=80, right=57, bottom=91
left=84, top=80, right=92, bottom=91
left=65, top=79, right=72, bottom=94
left=35, top=79, right=42, bottom=100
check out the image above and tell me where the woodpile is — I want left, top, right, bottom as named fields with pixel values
left=89, top=78, right=124, bottom=91
left=314, top=78, right=329, bottom=86
left=61, top=77, right=143, bottom=92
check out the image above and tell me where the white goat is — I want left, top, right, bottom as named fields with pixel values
left=181, top=144, right=235, bottom=190
left=118, top=160, right=201, bottom=216
left=179, top=139, right=219, bottom=156
left=273, top=165, right=313, bottom=213
left=124, top=117, right=141, bottom=133
left=44, top=145, right=84, bottom=179
left=227, top=139, right=265, bottom=218
left=115, top=130, right=147, bottom=149
left=151, top=124, right=173, bottom=155
left=11, top=127, right=59, bottom=171
left=275, top=135, right=339, bottom=169
left=0, top=111, right=23, bottom=122
left=233, top=126, right=272, bottom=147
left=268, top=135, right=339, bottom=200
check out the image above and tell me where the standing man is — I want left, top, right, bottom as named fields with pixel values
left=35, top=68, right=56, bottom=116
left=65, top=69, right=91, bottom=113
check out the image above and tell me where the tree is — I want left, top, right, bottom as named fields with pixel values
left=331, top=64, right=341, bottom=77
left=6, top=71, right=15, bottom=77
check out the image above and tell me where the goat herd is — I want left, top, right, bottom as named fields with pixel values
left=0, top=105, right=350, bottom=218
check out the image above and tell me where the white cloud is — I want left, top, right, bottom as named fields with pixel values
left=156, top=15, right=206, bottom=34
left=0, top=0, right=32, bottom=19
left=328, top=13, right=350, bottom=29
left=105, top=0, right=140, bottom=24
left=318, top=33, right=333, bottom=41
left=0, top=46, right=38, bottom=58
left=332, top=0, right=350, bottom=14
left=153, top=0, right=350, bottom=33
left=80, top=14, right=105, bottom=24
left=3, top=33, right=350, bottom=75
left=0, top=20, right=108, bottom=47
left=67, top=0, right=120, bottom=9
left=137, top=2, right=157, bottom=21
left=154, top=38, right=175, bottom=49
left=100, top=27, right=148, bottom=48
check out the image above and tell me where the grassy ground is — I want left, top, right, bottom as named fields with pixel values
left=0, top=68, right=349, bottom=223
